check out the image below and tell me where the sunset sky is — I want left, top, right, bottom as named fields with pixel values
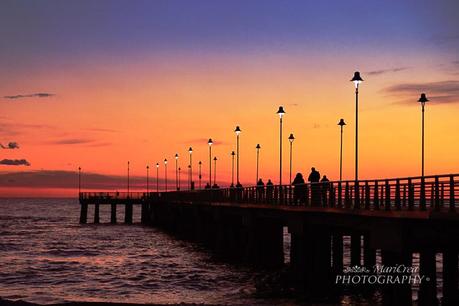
left=1, top=0, right=459, bottom=197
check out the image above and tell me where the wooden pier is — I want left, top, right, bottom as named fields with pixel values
left=80, top=173, right=459, bottom=305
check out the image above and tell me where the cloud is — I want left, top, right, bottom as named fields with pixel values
left=0, top=170, right=170, bottom=190
left=49, top=138, right=95, bottom=145
left=0, top=159, right=31, bottom=166
left=0, top=142, right=19, bottom=149
left=383, top=80, right=459, bottom=105
left=366, top=67, right=409, bottom=76
left=3, top=93, right=55, bottom=100
left=86, top=128, right=119, bottom=133
left=184, top=138, right=227, bottom=146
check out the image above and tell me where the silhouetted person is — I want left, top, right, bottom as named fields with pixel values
left=266, top=179, right=274, bottom=204
left=205, top=183, right=211, bottom=189
left=320, top=175, right=330, bottom=207
left=256, top=179, right=265, bottom=202
left=292, top=173, right=306, bottom=205
left=308, top=167, right=321, bottom=207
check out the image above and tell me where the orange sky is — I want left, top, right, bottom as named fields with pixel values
left=1, top=1, right=459, bottom=197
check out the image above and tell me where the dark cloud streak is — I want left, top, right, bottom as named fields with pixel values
left=0, top=142, right=19, bottom=149
left=383, top=80, right=459, bottom=105
left=3, top=93, right=55, bottom=100
left=366, top=67, right=409, bottom=76
left=0, top=159, right=31, bottom=166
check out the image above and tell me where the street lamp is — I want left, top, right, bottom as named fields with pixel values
left=178, top=167, right=181, bottom=190
left=231, top=151, right=235, bottom=187
left=78, top=166, right=81, bottom=195
left=164, top=158, right=168, bottom=192
left=288, top=134, right=295, bottom=185
left=175, top=153, right=179, bottom=190
left=127, top=161, right=130, bottom=196
left=338, top=119, right=346, bottom=181
left=198, top=161, right=202, bottom=189
left=351, top=71, right=363, bottom=182
left=208, top=139, right=213, bottom=186
left=213, top=156, right=218, bottom=187
left=234, top=126, right=241, bottom=186
left=156, top=162, right=159, bottom=192
left=256, top=144, right=261, bottom=184
left=418, top=93, right=429, bottom=177
left=189, top=147, right=193, bottom=190
left=277, top=106, right=285, bottom=186
left=146, top=165, right=150, bottom=194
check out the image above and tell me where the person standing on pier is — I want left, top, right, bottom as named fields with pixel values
left=292, top=173, right=306, bottom=205
left=256, top=179, right=265, bottom=202
left=308, top=167, right=321, bottom=206
left=266, top=179, right=274, bottom=204
left=320, top=175, right=330, bottom=207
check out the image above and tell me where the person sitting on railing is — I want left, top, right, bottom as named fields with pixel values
left=256, top=179, right=265, bottom=202
left=292, top=173, right=306, bottom=205
left=308, top=167, right=321, bottom=207
left=320, top=175, right=330, bottom=207
left=266, top=179, right=274, bottom=204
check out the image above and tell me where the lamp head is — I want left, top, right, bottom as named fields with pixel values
left=256, top=144, right=261, bottom=149
left=199, top=161, right=202, bottom=165
left=288, top=133, right=295, bottom=143
left=208, top=138, right=213, bottom=146
left=418, top=93, right=429, bottom=106
left=164, top=158, right=167, bottom=165
left=175, top=153, right=179, bottom=159
left=156, top=163, right=159, bottom=168
left=231, top=151, right=235, bottom=156
left=338, top=118, right=346, bottom=126
left=147, top=165, right=149, bottom=169
left=234, top=126, right=241, bottom=135
left=214, top=156, right=217, bottom=161
left=351, top=71, right=363, bottom=88
left=188, top=147, right=193, bottom=154
left=276, top=106, right=286, bottom=118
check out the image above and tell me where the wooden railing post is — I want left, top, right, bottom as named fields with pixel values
left=345, top=182, right=350, bottom=209
left=408, top=178, right=414, bottom=211
left=374, top=181, right=379, bottom=210
left=385, top=180, right=391, bottom=211
left=354, top=181, right=360, bottom=209
left=450, top=175, right=455, bottom=212
left=305, top=184, right=310, bottom=207
left=337, top=182, right=342, bottom=208
left=329, top=182, right=335, bottom=208
left=435, top=176, right=440, bottom=211
left=395, top=179, right=401, bottom=211
left=420, top=177, right=426, bottom=211
left=364, top=181, right=370, bottom=210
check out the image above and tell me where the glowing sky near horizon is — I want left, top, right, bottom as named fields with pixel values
left=1, top=0, right=459, bottom=196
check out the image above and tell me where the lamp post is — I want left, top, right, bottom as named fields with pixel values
left=208, top=139, right=213, bottom=186
left=277, top=106, right=285, bottom=186
left=178, top=167, right=181, bottom=190
left=351, top=72, right=363, bottom=182
left=189, top=147, right=193, bottom=189
left=156, top=163, right=159, bottom=192
left=127, top=161, right=130, bottom=196
left=418, top=93, right=429, bottom=177
left=338, top=119, right=346, bottom=181
left=78, top=166, right=81, bottom=194
left=198, top=161, right=202, bottom=189
left=164, top=158, right=168, bottom=192
left=213, top=156, right=218, bottom=187
left=175, top=153, right=179, bottom=190
left=146, top=165, right=150, bottom=194
left=255, top=144, right=261, bottom=184
left=288, top=134, right=295, bottom=185
left=234, top=126, right=241, bottom=186
left=231, top=151, right=235, bottom=187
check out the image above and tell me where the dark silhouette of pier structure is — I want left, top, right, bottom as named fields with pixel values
left=80, top=173, right=459, bottom=305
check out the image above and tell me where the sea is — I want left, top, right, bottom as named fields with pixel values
left=0, top=199, right=444, bottom=305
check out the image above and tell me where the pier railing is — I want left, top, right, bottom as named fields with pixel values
left=80, top=173, right=459, bottom=212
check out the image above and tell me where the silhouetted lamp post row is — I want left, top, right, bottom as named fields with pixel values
left=255, top=144, right=261, bottom=184
left=288, top=133, right=295, bottom=185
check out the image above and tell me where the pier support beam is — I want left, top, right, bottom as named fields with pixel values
left=332, top=233, right=343, bottom=275
left=351, top=233, right=361, bottom=266
left=442, top=249, right=459, bottom=305
left=94, top=203, right=100, bottom=224
left=381, top=250, right=412, bottom=305
left=125, top=203, right=133, bottom=224
left=418, top=250, right=437, bottom=306
left=110, top=203, right=117, bottom=224
left=363, top=234, right=376, bottom=270
left=245, top=217, right=283, bottom=268
left=79, top=203, right=88, bottom=224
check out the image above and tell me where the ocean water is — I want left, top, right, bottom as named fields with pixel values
left=0, top=199, right=444, bottom=305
